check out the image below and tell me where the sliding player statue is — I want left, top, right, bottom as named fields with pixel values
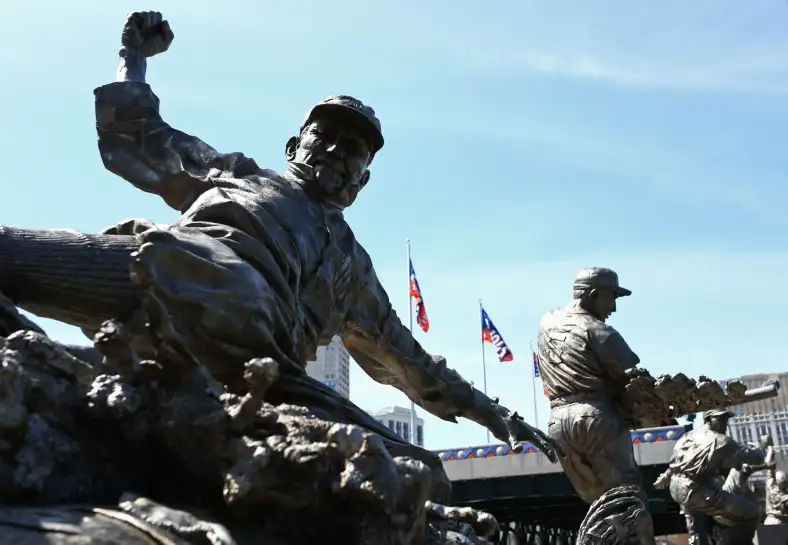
left=0, top=11, right=558, bottom=544
left=763, top=436, right=788, bottom=525
left=1, top=10, right=556, bottom=463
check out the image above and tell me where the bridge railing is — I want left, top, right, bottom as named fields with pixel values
left=432, top=425, right=689, bottom=482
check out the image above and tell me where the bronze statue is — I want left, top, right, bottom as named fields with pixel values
left=763, top=437, right=788, bottom=525
left=536, top=267, right=656, bottom=544
left=0, top=11, right=555, bottom=466
left=654, top=409, right=767, bottom=545
left=0, top=11, right=561, bottom=545
left=536, top=268, right=781, bottom=544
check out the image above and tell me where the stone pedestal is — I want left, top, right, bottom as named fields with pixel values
left=754, top=524, right=788, bottom=545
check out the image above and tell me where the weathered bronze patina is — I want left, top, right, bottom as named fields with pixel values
left=0, top=11, right=561, bottom=545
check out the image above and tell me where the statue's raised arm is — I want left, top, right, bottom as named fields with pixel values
left=96, top=11, right=249, bottom=212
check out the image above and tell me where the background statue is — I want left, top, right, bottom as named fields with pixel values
left=537, top=267, right=656, bottom=544
left=536, top=268, right=781, bottom=544
left=654, top=409, right=767, bottom=545
left=763, top=437, right=788, bottom=525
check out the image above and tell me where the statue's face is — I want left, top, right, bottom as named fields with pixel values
left=776, top=471, right=788, bottom=490
left=708, top=416, right=728, bottom=434
left=588, top=289, right=618, bottom=322
left=289, top=118, right=372, bottom=208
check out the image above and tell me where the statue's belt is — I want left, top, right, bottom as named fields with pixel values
left=549, top=392, right=614, bottom=409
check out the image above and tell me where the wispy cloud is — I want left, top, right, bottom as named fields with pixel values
left=381, top=95, right=788, bottom=232
left=362, top=2, right=788, bottom=96
left=451, top=49, right=788, bottom=96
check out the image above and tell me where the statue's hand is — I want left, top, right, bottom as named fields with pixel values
left=121, top=11, right=174, bottom=58
left=653, top=470, right=671, bottom=490
left=479, top=400, right=561, bottom=463
left=505, top=410, right=562, bottom=463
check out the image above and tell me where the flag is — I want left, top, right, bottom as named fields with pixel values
left=481, top=307, right=513, bottom=362
left=409, top=258, right=429, bottom=333
left=533, top=349, right=548, bottom=397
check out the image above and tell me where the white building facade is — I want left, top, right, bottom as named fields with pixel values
left=724, top=372, right=788, bottom=451
left=305, top=336, right=350, bottom=399
left=719, top=372, right=788, bottom=482
left=371, top=405, right=425, bottom=447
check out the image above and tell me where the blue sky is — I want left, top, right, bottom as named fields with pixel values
left=3, top=1, right=788, bottom=450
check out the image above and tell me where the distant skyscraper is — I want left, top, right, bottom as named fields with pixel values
left=305, top=336, right=350, bottom=399
left=370, top=406, right=425, bottom=447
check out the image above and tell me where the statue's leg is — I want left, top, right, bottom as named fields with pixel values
left=0, top=505, right=184, bottom=545
left=710, top=493, right=760, bottom=545
left=685, top=485, right=760, bottom=545
left=683, top=512, right=709, bottom=545
left=548, top=403, right=644, bottom=504
left=551, top=402, right=655, bottom=544
left=0, top=227, right=139, bottom=331
left=267, top=371, right=453, bottom=503
left=547, top=405, right=599, bottom=504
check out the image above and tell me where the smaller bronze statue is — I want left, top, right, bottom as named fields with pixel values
left=536, top=268, right=782, bottom=544
left=763, top=437, right=788, bottom=525
left=654, top=409, right=767, bottom=545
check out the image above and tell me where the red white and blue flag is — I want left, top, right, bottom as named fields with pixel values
left=409, top=258, right=429, bottom=333
left=481, top=307, right=513, bottom=362
left=533, top=350, right=548, bottom=396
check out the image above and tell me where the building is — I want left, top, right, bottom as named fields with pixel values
left=371, top=405, right=425, bottom=447
left=727, top=372, right=788, bottom=418
left=305, top=336, right=350, bottom=399
left=723, top=372, right=788, bottom=453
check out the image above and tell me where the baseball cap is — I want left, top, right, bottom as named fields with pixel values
left=573, top=267, right=632, bottom=297
left=301, top=95, right=384, bottom=154
left=703, top=408, right=735, bottom=422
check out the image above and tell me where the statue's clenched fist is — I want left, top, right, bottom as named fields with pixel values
left=121, top=11, right=174, bottom=58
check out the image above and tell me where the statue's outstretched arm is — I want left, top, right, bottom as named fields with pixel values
left=343, top=254, right=559, bottom=461
left=589, top=326, right=641, bottom=388
left=719, top=436, right=767, bottom=471
left=95, top=12, right=248, bottom=213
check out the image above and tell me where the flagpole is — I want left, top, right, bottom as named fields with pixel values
left=530, top=340, right=539, bottom=429
left=480, top=299, right=490, bottom=443
left=407, top=238, right=417, bottom=445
